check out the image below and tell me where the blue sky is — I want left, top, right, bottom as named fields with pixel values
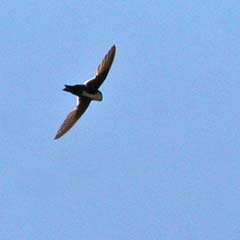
left=1, top=1, right=240, bottom=239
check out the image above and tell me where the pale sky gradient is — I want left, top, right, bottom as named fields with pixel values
left=1, top=1, right=240, bottom=239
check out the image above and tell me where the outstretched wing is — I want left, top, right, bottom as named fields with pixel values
left=84, top=45, right=116, bottom=92
left=54, top=97, right=91, bottom=139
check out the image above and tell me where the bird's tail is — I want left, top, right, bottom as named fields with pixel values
left=63, top=85, right=83, bottom=96
left=63, top=85, right=74, bottom=92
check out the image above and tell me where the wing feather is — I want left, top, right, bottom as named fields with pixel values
left=85, top=45, right=116, bottom=91
left=54, top=98, right=91, bottom=139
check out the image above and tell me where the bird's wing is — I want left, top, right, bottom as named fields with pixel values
left=84, top=45, right=116, bottom=92
left=54, top=97, right=91, bottom=139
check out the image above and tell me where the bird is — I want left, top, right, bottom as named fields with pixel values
left=54, top=45, right=116, bottom=139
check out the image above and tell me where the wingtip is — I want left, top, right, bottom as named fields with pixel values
left=54, top=130, right=65, bottom=140
left=54, top=130, right=64, bottom=140
left=54, top=134, right=60, bottom=140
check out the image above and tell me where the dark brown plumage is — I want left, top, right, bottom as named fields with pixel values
left=54, top=45, right=116, bottom=139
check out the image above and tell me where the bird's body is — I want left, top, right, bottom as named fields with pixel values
left=54, top=45, right=116, bottom=139
left=63, top=84, right=103, bottom=101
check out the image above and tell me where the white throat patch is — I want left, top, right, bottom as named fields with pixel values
left=81, top=91, right=102, bottom=101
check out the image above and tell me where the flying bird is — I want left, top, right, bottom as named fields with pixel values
left=54, top=45, right=116, bottom=139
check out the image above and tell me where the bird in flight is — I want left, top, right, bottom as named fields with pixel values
left=54, top=45, right=116, bottom=139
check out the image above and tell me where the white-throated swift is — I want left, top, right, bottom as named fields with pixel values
left=54, top=45, right=116, bottom=139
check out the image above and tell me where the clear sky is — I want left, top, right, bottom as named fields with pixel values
left=1, top=1, right=240, bottom=239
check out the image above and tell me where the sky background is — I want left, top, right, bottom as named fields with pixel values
left=1, top=1, right=240, bottom=239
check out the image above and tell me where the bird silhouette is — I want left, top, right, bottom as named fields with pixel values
left=54, top=45, right=116, bottom=139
